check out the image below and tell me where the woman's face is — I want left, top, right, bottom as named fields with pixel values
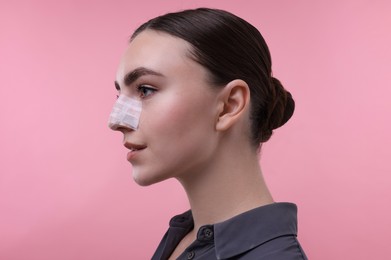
left=113, top=30, right=221, bottom=186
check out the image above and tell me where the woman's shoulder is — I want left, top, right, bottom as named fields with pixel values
left=213, top=202, right=307, bottom=259
left=237, top=235, right=308, bottom=259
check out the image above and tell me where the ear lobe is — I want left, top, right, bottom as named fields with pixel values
left=216, top=79, right=250, bottom=131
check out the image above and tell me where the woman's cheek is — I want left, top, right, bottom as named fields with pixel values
left=147, top=96, right=191, bottom=129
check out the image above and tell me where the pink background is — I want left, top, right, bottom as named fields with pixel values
left=1, top=0, right=390, bottom=259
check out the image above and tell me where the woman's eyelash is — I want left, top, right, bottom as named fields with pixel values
left=114, top=85, right=156, bottom=99
left=137, top=84, right=157, bottom=98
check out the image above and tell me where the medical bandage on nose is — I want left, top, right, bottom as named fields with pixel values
left=108, top=94, right=142, bottom=130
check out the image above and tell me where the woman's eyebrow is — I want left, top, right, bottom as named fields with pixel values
left=114, top=67, right=164, bottom=89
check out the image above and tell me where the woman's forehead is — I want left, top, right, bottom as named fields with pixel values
left=120, top=32, right=186, bottom=69
left=116, top=30, right=208, bottom=85
left=125, top=30, right=191, bottom=62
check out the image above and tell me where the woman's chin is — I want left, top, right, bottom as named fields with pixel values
left=132, top=169, right=165, bottom=187
left=133, top=175, right=154, bottom=187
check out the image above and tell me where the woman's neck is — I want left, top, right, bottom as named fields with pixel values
left=177, top=142, right=274, bottom=233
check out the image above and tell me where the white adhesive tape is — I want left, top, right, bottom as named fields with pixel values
left=108, top=94, right=142, bottom=130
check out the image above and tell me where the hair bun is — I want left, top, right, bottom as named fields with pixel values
left=270, top=77, right=295, bottom=129
left=260, top=77, right=295, bottom=142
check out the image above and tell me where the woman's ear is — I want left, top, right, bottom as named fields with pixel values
left=216, top=79, right=250, bottom=131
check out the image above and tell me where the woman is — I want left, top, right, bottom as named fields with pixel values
left=109, top=8, right=307, bottom=260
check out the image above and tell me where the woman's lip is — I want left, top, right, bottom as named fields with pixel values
left=126, top=147, right=145, bottom=161
left=123, top=142, right=146, bottom=151
left=123, top=142, right=146, bottom=161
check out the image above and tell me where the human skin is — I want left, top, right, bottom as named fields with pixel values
left=112, top=30, right=274, bottom=258
left=114, top=30, right=223, bottom=186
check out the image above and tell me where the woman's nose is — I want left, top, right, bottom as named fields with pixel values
left=109, top=122, right=135, bottom=132
left=107, top=94, right=142, bottom=132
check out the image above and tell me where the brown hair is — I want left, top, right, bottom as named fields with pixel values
left=132, top=8, right=295, bottom=145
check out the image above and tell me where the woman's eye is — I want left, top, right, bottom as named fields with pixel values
left=137, top=85, right=156, bottom=98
